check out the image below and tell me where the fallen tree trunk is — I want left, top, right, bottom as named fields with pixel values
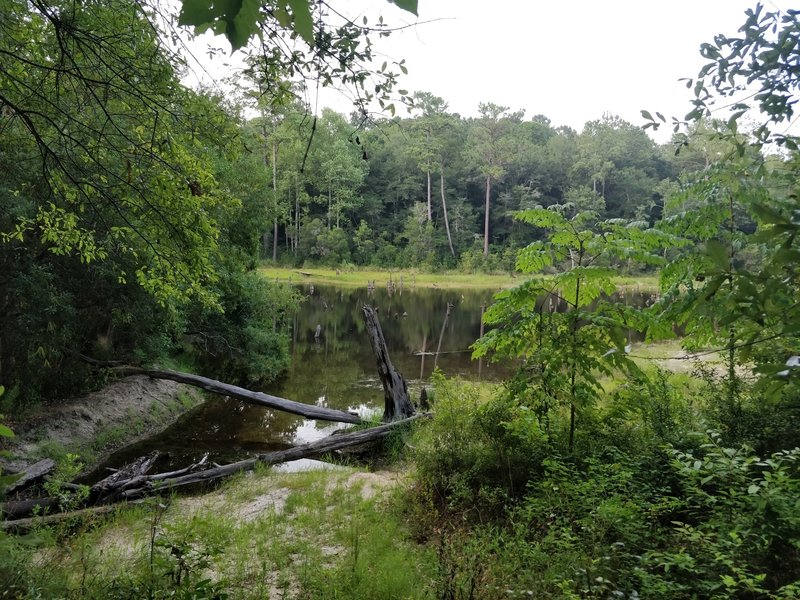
left=116, top=367, right=361, bottom=424
left=362, top=305, right=415, bottom=421
left=2, top=415, right=425, bottom=522
left=1, top=500, right=148, bottom=534
left=119, top=414, right=424, bottom=500
left=1, top=452, right=202, bottom=520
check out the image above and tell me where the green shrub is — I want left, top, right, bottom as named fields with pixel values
left=411, top=373, right=547, bottom=516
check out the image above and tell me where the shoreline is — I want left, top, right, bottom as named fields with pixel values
left=259, top=265, right=660, bottom=291
left=2, top=375, right=203, bottom=478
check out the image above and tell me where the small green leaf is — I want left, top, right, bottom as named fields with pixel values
left=0, top=423, right=14, bottom=438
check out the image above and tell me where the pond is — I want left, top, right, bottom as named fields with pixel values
left=91, top=283, right=509, bottom=475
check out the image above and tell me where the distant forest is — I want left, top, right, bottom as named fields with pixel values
left=257, top=94, right=732, bottom=271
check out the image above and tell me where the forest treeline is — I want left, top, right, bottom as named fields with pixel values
left=253, top=98, right=731, bottom=272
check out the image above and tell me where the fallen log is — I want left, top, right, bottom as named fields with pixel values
left=116, top=367, right=361, bottom=424
left=1, top=415, right=426, bottom=522
left=90, top=451, right=159, bottom=503
left=5, top=459, right=55, bottom=495
left=362, top=305, right=415, bottom=421
left=2, top=496, right=60, bottom=520
left=2, top=500, right=148, bottom=534
left=118, top=414, right=426, bottom=500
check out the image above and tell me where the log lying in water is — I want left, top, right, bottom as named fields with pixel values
left=116, top=367, right=362, bottom=424
left=118, top=414, right=424, bottom=500
left=1, top=415, right=425, bottom=524
left=361, top=305, right=416, bottom=421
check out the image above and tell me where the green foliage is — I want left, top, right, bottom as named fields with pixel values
left=189, top=272, right=300, bottom=384
left=411, top=374, right=547, bottom=515
left=180, top=0, right=417, bottom=50
left=410, top=391, right=800, bottom=599
left=642, top=433, right=800, bottom=598
left=475, top=207, right=665, bottom=450
left=43, top=453, right=90, bottom=513
left=674, top=3, right=800, bottom=150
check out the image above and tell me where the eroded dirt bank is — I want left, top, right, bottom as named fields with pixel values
left=2, top=375, right=201, bottom=474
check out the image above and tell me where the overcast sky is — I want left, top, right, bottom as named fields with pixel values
left=186, top=0, right=792, bottom=142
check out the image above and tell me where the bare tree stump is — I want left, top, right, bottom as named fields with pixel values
left=362, top=305, right=415, bottom=421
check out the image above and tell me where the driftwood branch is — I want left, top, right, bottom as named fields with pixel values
left=90, top=451, right=159, bottom=504
left=1, top=415, right=426, bottom=522
left=116, top=367, right=362, bottom=424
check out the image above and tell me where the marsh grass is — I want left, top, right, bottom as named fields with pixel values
left=259, top=266, right=660, bottom=293
left=259, top=265, right=518, bottom=290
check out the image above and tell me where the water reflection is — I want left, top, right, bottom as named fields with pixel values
left=285, top=284, right=506, bottom=410
left=88, top=284, right=507, bottom=477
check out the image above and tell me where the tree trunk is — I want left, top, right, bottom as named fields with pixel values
left=426, top=169, right=432, bottom=221
left=115, top=368, right=361, bottom=424
left=295, top=174, right=300, bottom=253
left=272, top=141, right=278, bottom=262
left=2, top=501, right=148, bottom=534
left=361, top=306, right=415, bottom=420
left=484, top=175, right=491, bottom=257
left=294, top=174, right=300, bottom=254
left=440, top=171, right=455, bottom=257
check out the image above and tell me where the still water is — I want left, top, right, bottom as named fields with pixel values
left=93, top=284, right=508, bottom=475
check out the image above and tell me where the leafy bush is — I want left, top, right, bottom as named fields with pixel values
left=643, top=433, right=800, bottom=598
left=411, top=373, right=547, bottom=517
left=188, top=271, right=299, bottom=384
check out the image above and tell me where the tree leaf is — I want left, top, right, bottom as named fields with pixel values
left=388, top=0, right=418, bottom=16
left=178, top=0, right=215, bottom=26
left=285, top=0, right=314, bottom=45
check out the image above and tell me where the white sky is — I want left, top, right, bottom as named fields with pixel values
left=183, top=0, right=792, bottom=142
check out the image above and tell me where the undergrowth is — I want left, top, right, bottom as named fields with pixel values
left=404, top=373, right=800, bottom=599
